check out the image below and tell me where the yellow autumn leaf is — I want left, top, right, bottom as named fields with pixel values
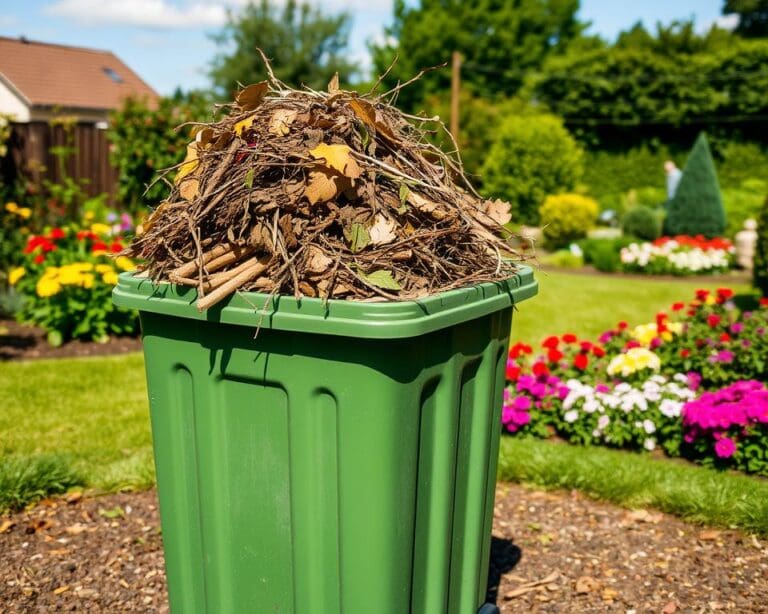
left=234, top=114, right=257, bottom=137
left=175, top=143, right=198, bottom=184
left=309, top=143, right=361, bottom=179
left=304, top=168, right=350, bottom=205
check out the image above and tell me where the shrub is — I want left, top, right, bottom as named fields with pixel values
left=10, top=219, right=139, bottom=345
left=621, top=205, right=662, bottom=241
left=753, top=195, right=768, bottom=296
left=108, top=93, right=213, bottom=212
left=481, top=114, right=583, bottom=225
left=579, top=237, right=636, bottom=273
left=539, top=193, right=598, bottom=249
left=546, top=249, right=583, bottom=268
left=665, top=133, right=726, bottom=238
left=722, top=180, right=766, bottom=237
left=1, top=202, right=33, bottom=285
left=0, top=454, right=83, bottom=513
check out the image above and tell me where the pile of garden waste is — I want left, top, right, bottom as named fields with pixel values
left=125, top=56, right=521, bottom=310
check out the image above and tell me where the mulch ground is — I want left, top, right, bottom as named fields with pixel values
left=0, top=319, right=141, bottom=361
left=1, top=485, right=766, bottom=613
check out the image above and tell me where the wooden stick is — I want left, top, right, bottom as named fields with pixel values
left=170, top=243, right=231, bottom=279
left=197, top=257, right=271, bottom=312
left=203, top=244, right=256, bottom=275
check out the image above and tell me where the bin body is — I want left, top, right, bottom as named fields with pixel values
left=114, top=267, right=536, bottom=614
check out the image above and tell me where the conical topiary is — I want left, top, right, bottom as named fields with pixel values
left=664, top=133, right=726, bottom=238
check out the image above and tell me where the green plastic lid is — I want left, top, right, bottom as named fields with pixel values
left=113, top=266, right=536, bottom=339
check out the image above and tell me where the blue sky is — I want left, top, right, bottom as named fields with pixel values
left=0, top=1, right=730, bottom=95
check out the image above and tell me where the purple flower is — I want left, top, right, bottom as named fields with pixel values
left=106, top=211, right=118, bottom=222
left=758, top=327, right=766, bottom=336
left=598, top=331, right=614, bottom=344
left=730, top=322, right=744, bottom=334
left=714, top=437, right=737, bottom=458
left=512, top=396, right=531, bottom=411
left=687, top=372, right=702, bottom=391
left=595, top=383, right=611, bottom=394
left=708, top=350, right=734, bottom=364
left=742, top=339, right=752, bottom=348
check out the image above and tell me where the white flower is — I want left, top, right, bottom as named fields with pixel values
left=564, top=410, right=579, bottom=423
left=643, top=419, right=656, bottom=434
left=644, top=438, right=656, bottom=451
left=583, top=398, right=601, bottom=414
left=597, top=415, right=610, bottom=430
left=659, top=399, right=682, bottom=418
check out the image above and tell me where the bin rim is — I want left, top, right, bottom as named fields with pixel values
left=113, top=265, right=536, bottom=339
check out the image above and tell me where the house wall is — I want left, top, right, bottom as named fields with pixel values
left=0, top=80, right=30, bottom=121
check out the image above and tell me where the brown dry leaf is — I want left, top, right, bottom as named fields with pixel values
left=53, top=586, right=70, bottom=595
left=575, top=576, right=600, bottom=594
left=309, top=143, right=361, bottom=179
left=196, top=127, right=215, bottom=147
left=65, top=523, right=88, bottom=536
left=174, top=143, right=198, bottom=184
left=479, top=198, right=512, bottom=226
left=236, top=81, right=268, bottom=110
left=662, top=601, right=678, bottom=614
left=234, top=114, right=257, bottom=137
left=65, top=491, right=83, bottom=504
left=304, top=168, right=349, bottom=205
left=179, top=175, right=200, bottom=202
left=601, top=588, right=619, bottom=601
left=369, top=214, right=397, bottom=245
left=268, top=109, right=298, bottom=136
left=0, top=519, right=14, bottom=533
left=327, top=72, right=340, bottom=94
left=408, top=191, right=439, bottom=214
left=305, top=246, right=333, bottom=274
left=348, top=98, right=397, bottom=142
left=626, top=509, right=663, bottom=524
left=698, top=529, right=722, bottom=541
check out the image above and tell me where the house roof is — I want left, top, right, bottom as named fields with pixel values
left=0, top=36, right=159, bottom=111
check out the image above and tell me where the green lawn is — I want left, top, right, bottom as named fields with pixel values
left=512, top=269, right=751, bottom=346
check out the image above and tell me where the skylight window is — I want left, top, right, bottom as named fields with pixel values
left=103, top=67, right=124, bottom=84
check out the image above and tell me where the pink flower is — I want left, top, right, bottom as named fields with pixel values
left=714, top=437, right=736, bottom=459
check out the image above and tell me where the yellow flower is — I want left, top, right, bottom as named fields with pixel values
left=36, top=277, right=61, bottom=297
left=114, top=256, right=134, bottom=271
left=84, top=211, right=95, bottom=221
left=4, top=202, right=18, bottom=213
left=96, top=264, right=113, bottom=274
left=8, top=267, right=25, bottom=285
left=90, top=223, right=111, bottom=236
left=705, top=295, right=716, bottom=306
left=102, top=271, right=119, bottom=285
left=17, top=207, right=31, bottom=219
left=607, top=348, right=661, bottom=377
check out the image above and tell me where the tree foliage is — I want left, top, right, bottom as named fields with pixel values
left=754, top=194, right=768, bottom=295
left=665, top=133, right=726, bottom=238
left=724, top=0, right=768, bottom=38
left=108, top=92, right=213, bottom=211
left=371, top=0, right=585, bottom=111
left=481, top=114, right=583, bottom=225
left=209, top=0, right=355, bottom=96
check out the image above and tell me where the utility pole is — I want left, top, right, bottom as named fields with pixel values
left=450, top=50, right=461, bottom=139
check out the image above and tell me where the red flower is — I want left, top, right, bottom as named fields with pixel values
left=707, top=314, right=721, bottom=328
left=680, top=349, right=690, bottom=358
left=720, top=333, right=731, bottom=342
left=592, top=346, right=606, bottom=358
left=695, top=289, right=710, bottom=301
left=617, top=321, right=628, bottom=330
left=110, top=242, right=123, bottom=253
left=625, top=340, right=641, bottom=350
left=532, top=361, right=550, bottom=377
left=506, top=362, right=521, bottom=382
left=542, top=336, right=559, bottom=349
left=509, top=342, right=533, bottom=359
left=49, top=227, right=65, bottom=240
left=92, top=241, right=108, bottom=252
left=671, top=302, right=685, bottom=312
left=579, top=341, right=593, bottom=352
left=716, top=288, right=734, bottom=301
left=695, top=339, right=705, bottom=348
left=547, top=348, right=564, bottom=363
left=562, top=333, right=578, bottom=344
left=573, top=353, right=589, bottom=370
left=760, top=297, right=768, bottom=308
left=34, top=254, right=44, bottom=264
left=77, top=230, right=97, bottom=241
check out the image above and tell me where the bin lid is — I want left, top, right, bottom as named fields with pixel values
left=113, top=265, right=536, bottom=339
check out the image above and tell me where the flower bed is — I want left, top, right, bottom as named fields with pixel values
left=504, top=288, right=768, bottom=476
left=620, top=235, right=733, bottom=275
left=9, top=218, right=139, bottom=345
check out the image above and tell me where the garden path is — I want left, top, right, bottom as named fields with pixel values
left=0, top=485, right=765, bottom=612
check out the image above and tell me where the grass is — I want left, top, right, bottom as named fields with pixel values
left=0, top=353, right=154, bottom=493
left=0, top=454, right=83, bottom=513
left=499, top=437, right=768, bottom=535
left=512, top=269, right=751, bottom=346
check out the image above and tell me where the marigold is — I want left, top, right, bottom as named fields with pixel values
left=36, top=276, right=61, bottom=297
left=102, top=271, right=119, bottom=285
left=91, top=223, right=111, bottom=236
left=114, top=256, right=134, bottom=271
left=4, top=202, right=18, bottom=213
left=8, top=267, right=25, bottom=285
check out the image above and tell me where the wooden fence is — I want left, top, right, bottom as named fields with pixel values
left=6, top=122, right=119, bottom=200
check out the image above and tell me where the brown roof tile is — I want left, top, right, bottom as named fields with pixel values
left=0, top=36, right=159, bottom=111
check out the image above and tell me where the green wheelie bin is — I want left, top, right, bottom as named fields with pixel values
left=113, top=265, right=537, bottom=614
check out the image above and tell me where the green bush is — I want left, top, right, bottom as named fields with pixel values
left=481, top=114, right=583, bottom=225
left=579, top=237, right=637, bottom=273
left=546, top=249, right=584, bottom=268
left=755, top=196, right=768, bottom=296
left=665, top=133, right=726, bottom=238
left=722, top=178, right=767, bottom=237
left=0, top=454, right=83, bottom=513
left=621, top=205, right=662, bottom=241
left=108, top=92, right=213, bottom=212
left=539, top=193, right=598, bottom=249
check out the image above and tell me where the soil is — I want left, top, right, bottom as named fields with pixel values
left=0, top=319, right=142, bottom=362
left=1, top=485, right=766, bottom=612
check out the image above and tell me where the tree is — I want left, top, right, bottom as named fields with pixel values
left=370, top=0, right=586, bottom=111
left=664, top=133, right=726, bottom=238
left=480, top=114, right=583, bottom=225
left=724, top=0, right=768, bottom=38
left=210, top=0, right=355, bottom=96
